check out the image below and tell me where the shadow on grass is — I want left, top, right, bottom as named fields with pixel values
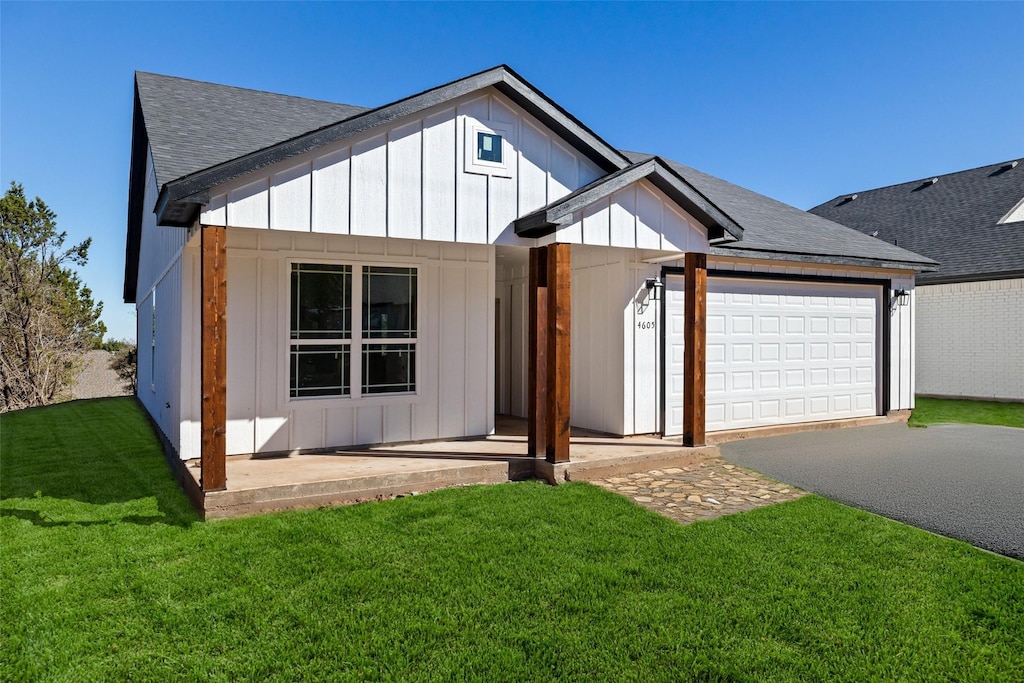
left=0, top=397, right=198, bottom=527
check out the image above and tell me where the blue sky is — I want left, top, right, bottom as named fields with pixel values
left=2, top=1, right=1022, bottom=342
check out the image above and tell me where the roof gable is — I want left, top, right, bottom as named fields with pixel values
left=514, top=157, right=743, bottom=243
left=809, top=159, right=1024, bottom=282
left=151, top=65, right=631, bottom=226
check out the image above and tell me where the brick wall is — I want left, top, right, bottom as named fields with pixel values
left=916, top=278, right=1024, bottom=401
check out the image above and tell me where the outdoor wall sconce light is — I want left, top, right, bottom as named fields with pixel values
left=645, top=277, right=664, bottom=301
left=894, top=289, right=910, bottom=307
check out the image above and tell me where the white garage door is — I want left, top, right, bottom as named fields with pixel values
left=703, top=277, right=881, bottom=432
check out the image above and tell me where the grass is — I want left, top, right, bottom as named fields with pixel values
left=3, top=398, right=1023, bottom=682
left=910, top=396, right=1024, bottom=428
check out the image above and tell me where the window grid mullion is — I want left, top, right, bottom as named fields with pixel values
left=350, top=265, right=364, bottom=400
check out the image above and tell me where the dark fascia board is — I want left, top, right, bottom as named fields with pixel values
left=123, top=81, right=148, bottom=304
left=155, top=65, right=632, bottom=224
left=711, top=245, right=939, bottom=273
left=513, top=157, right=745, bottom=242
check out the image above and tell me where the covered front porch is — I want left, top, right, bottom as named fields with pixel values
left=181, top=417, right=718, bottom=519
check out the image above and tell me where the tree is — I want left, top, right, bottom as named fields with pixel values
left=0, top=182, right=106, bottom=412
left=109, top=343, right=138, bottom=395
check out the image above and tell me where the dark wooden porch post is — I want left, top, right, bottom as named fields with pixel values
left=527, top=246, right=548, bottom=456
left=546, top=243, right=571, bottom=463
left=683, top=252, right=707, bottom=447
left=200, top=224, right=227, bottom=491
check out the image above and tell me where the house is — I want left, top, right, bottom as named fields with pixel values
left=810, top=161, right=1024, bottom=401
left=124, top=66, right=936, bottom=492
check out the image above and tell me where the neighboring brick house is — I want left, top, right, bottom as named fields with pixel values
left=811, top=160, right=1024, bottom=401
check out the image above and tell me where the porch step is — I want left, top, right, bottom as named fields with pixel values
left=201, top=460, right=510, bottom=520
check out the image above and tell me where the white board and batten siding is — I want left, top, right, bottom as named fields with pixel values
left=496, top=245, right=691, bottom=438
left=177, top=229, right=494, bottom=459
left=544, top=179, right=709, bottom=254
left=135, top=148, right=191, bottom=454
left=200, top=87, right=603, bottom=246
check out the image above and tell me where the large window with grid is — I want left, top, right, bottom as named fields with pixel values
left=289, top=262, right=417, bottom=399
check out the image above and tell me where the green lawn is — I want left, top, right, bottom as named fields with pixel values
left=910, top=396, right=1024, bottom=428
left=3, top=399, right=1023, bottom=681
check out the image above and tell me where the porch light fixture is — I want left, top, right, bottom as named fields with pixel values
left=894, top=289, right=910, bottom=307
left=645, top=277, right=664, bottom=301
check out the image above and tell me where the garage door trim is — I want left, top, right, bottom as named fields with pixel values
left=660, top=266, right=892, bottom=435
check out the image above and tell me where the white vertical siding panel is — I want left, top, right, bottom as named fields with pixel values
left=226, top=256, right=257, bottom=455
left=351, top=133, right=388, bottom=237
left=465, top=266, right=491, bottom=435
left=549, top=141, right=577, bottom=201
left=519, top=120, right=549, bottom=213
left=178, top=249, right=196, bottom=460
left=227, top=177, right=270, bottom=229
left=579, top=157, right=602, bottom=186
left=292, top=408, right=324, bottom=451
left=413, top=263, right=442, bottom=439
left=325, top=408, right=355, bottom=447
left=509, top=275, right=528, bottom=417
left=582, top=200, right=611, bottom=246
left=606, top=259, right=626, bottom=434
left=457, top=97, right=489, bottom=244
left=384, top=404, right=413, bottom=443
left=622, top=268, right=636, bottom=433
left=422, top=108, right=456, bottom=242
left=660, top=204, right=690, bottom=252
left=489, top=174, right=518, bottom=244
left=635, top=184, right=662, bottom=250
left=270, top=162, right=312, bottom=232
left=312, top=147, right=351, bottom=234
left=457, top=175, right=488, bottom=244
left=633, top=265, right=661, bottom=433
left=899, top=285, right=913, bottom=409
left=256, top=257, right=289, bottom=453
left=387, top=121, right=423, bottom=239
left=439, top=267, right=467, bottom=437
left=610, top=187, right=637, bottom=249
left=355, top=407, right=384, bottom=445
left=202, top=194, right=227, bottom=226
left=908, top=288, right=916, bottom=408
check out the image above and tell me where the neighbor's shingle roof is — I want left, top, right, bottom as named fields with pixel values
left=808, top=160, right=1024, bottom=283
left=621, top=151, right=936, bottom=270
left=135, top=72, right=368, bottom=187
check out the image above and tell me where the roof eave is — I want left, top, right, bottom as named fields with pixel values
left=711, top=245, right=939, bottom=273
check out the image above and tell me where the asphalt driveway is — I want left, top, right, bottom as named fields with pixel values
left=721, top=422, right=1023, bottom=560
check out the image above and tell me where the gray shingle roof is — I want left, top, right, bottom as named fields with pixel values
left=808, top=160, right=1024, bottom=283
left=621, top=152, right=936, bottom=271
left=136, top=72, right=367, bottom=187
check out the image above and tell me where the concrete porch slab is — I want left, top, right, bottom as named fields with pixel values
left=182, top=419, right=719, bottom=519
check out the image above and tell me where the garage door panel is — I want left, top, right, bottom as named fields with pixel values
left=701, top=277, right=880, bottom=432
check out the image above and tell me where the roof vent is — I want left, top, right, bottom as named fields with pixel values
left=840, top=193, right=858, bottom=204
left=914, top=177, right=938, bottom=191
left=1003, top=160, right=1019, bottom=170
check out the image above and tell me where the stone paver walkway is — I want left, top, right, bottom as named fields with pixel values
left=589, top=459, right=805, bottom=524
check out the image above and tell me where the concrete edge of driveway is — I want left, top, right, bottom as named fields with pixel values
left=706, top=411, right=911, bottom=446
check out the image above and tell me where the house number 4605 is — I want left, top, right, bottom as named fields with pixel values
left=637, top=321, right=655, bottom=330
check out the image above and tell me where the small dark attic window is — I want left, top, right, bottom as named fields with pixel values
left=477, top=132, right=502, bottom=163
